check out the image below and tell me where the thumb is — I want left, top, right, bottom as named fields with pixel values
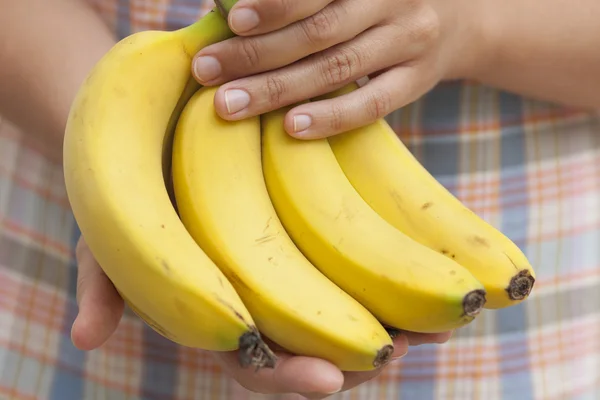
left=71, top=236, right=124, bottom=350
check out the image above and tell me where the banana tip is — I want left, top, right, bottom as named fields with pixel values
left=237, top=330, right=278, bottom=370
left=506, top=270, right=535, bottom=301
left=373, top=344, right=394, bottom=368
left=463, top=289, right=487, bottom=317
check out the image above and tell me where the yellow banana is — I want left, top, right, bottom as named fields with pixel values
left=261, top=106, right=488, bottom=334
left=171, top=86, right=394, bottom=371
left=322, top=83, right=536, bottom=309
left=63, top=8, right=276, bottom=368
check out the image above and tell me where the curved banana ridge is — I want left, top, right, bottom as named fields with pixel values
left=320, top=83, right=536, bottom=309
left=62, top=10, right=276, bottom=369
left=261, top=106, right=488, bottom=334
left=172, top=86, right=394, bottom=372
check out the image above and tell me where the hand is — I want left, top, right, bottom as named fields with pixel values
left=71, top=236, right=453, bottom=399
left=193, top=0, right=484, bottom=139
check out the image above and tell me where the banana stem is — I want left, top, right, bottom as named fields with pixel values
left=178, top=7, right=237, bottom=57
left=214, top=0, right=240, bottom=18
left=178, top=1, right=240, bottom=56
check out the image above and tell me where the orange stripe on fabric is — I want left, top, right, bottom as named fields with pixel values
left=394, top=108, right=589, bottom=137
left=448, top=153, right=599, bottom=197
left=549, top=373, right=600, bottom=400
left=397, top=317, right=599, bottom=369
left=0, top=336, right=224, bottom=398
left=2, top=218, right=71, bottom=257
left=389, top=323, right=599, bottom=381
left=0, top=386, right=40, bottom=400
left=130, top=0, right=168, bottom=30
left=523, top=213, right=600, bottom=245
left=2, top=261, right=600, bottom=351
left=0, top=123, right=62, bottom=164
left=0, top=164, right=70, bottom=208
left=1, top=324, right=594, bottom=387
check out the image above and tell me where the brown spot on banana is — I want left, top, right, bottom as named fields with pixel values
left=421, top=202, right=433, bottom=210
left=470, top=235, right=490, bottom=248
left=161, top=259, right=170, bottom=273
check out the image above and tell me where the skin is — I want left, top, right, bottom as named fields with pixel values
left=1, top=0, right=600, bottom=398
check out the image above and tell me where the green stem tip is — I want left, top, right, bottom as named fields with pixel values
left=214, top=0, right=240, bottom=18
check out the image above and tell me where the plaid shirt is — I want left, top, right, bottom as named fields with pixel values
left=1, top=1, right=599, bottom=399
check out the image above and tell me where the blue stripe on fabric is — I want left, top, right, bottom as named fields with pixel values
left=397, top=345, right=439, bottom=399
left=496, top=92, right=534, bottom=400
left=140, top=326, right=180, bottom=400
left=48, top=221, right=85, bottom=400
left=418, top=83, right=462, bottom=178
left=420, top=82, right=464, bottom=133
left=116, top=0, right=131, bottom=39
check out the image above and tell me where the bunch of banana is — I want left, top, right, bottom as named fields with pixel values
left=171, top=86, right=394, bottom=371
left=63, top=4, right=278, bottom=369
left=318, top=83, right=536, bottom=309
left=62, top=0, right=535, bottom=374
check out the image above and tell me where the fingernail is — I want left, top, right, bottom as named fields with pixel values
left=224, top=89, right=250, bottom=114
left=229, top=8, right=260, bottom=33
left=293, top=115, right=312, bottom=133
left=392, top=350, right=408, bottom=360
left=194, top=56, right=221, bottom=83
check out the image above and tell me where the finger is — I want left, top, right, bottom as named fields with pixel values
left=212, top=350, right=344, bottom=395
left=284, top=62, right=440, bottom=139
left=210, top=21, right=418, bottom=121
left=194, top=0, right=380, bottom=86
left=226, top=0, right=335, bottom=35
left=71, top=237, right=124, bottom=351
left=300, top=335, right=409, bottom=400
left=404, top=330, right=454, bottom=346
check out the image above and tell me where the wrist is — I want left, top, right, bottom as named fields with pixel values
left=433, top=0, right=497, bottom=81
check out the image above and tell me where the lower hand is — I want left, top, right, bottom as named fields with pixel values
left=192, top=0, right=484, bottom=139
left=72, top=236, right=453, bottom=399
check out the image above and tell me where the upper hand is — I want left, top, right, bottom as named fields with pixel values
left=72, top=235, right=453, bottom=399
left=193, top=0, right=484, bottom=139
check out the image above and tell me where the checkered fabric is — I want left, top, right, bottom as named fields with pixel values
left=1, top=0, right=600, bottom=399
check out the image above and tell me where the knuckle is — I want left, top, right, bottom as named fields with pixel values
left=75, top=270, right=91, bottom=303
left=299, top=7, right=339, bottom=46
left=76, top=272, right=88, bottom=293
left=409, top=7, right=440, bottom=45
left=404, top=0, right=425, bottom=10
left=238, top=38, right=262, bottom=69
left=265, top=75, right=287, bottom=106
left=328, top=103, right=346, bottom=132
left=278, top=0, right=296, bottom=16
left=321, top=48, right=362, bottom=86
left=366, top=90, right=392, bottom=120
